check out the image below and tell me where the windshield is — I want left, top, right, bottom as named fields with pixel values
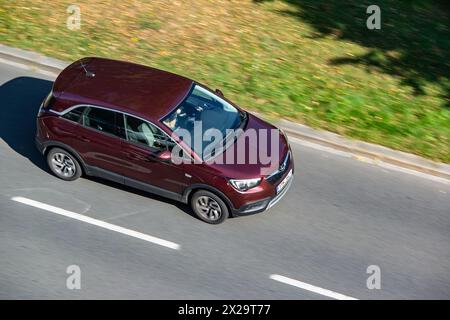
left=162, top=84, right=246, bottom=159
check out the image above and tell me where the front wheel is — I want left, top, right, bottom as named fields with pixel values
left=190, top=190, right=229, bottom=224
left=47, top=147, right=82, bottom=181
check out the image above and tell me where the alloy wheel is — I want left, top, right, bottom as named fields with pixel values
left=51, top=152, right=76, bottom=178
left=195, top=196, right=222, bottom=221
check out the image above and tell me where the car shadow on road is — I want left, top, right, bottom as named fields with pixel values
left=86, top=176, right=197, bottom=220
left=0, top=76, right=52, bottom=171
left=0, top=76, right=196, bottom=219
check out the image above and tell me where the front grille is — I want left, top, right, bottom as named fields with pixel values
left=266, top=151, right=290, bottom=184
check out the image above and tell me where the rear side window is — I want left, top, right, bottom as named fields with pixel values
left=62, top=106, right=86, bottom=123
left=82, top=107, right=118, bottom=136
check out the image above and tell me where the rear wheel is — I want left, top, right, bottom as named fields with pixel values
left=47, top=147, right=82, bottom=181
left=190, top=190, right=229, bottom=224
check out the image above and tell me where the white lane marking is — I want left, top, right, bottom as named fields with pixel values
left=270, top=274, right=358, bottom=300
left=290, top=136, right=450, bottom=185
left=11, top=196, right=180, bottom=250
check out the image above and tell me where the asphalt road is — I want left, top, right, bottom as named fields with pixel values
left=0, top=62, right=449, bottom=299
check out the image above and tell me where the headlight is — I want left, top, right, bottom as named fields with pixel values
left=229, top=178, right=261, bottom=191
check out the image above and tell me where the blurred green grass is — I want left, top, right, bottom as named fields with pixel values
left=0, top=0, right=449, bottom=162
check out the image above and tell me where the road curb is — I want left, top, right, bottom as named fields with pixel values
left=276, top=119, right=450, bottom=181
left=0, top=44, right=69, bottom=74
left=1, top=44, right=449, bottom=181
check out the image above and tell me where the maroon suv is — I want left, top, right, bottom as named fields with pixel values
left=36, top=57, right=293, bottom=224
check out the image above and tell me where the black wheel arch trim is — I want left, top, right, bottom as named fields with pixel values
left=182, top=183, right=237, bottom=216
left=40, top=140, right=90, bottom=175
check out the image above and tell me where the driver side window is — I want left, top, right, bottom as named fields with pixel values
left=124, top=115, right=174, bottom=151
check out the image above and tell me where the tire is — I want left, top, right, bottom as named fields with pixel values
left=46, top=147, right=82, bottom=181
left=190, top=190, right=229, bottom=224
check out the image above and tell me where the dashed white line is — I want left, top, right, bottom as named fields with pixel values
left=270, top=274, right=358, bottom=300
left=11, top=196, right=180, bottom=250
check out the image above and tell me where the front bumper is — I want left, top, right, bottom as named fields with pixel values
left=232, top=171, right=294, bottom=216
left=267, top=172, right=294, bottom=209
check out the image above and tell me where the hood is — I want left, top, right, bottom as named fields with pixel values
left=205, top=113, right=289, bottom=179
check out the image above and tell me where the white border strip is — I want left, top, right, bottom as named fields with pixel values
left=11, top=196, right=180, bottom=250
left=270, top=274, right=358, bottom=300
left=290, top=136, right=450, bottom=185
left=0, top=57, right=59, bottom=77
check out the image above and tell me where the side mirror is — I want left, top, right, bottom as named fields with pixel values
left=157, top=150, right=172, bottom=161
left=215, top=89, right=224, bottom=97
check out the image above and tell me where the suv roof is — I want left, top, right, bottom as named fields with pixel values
left=52, top=57, right=193, bottom=122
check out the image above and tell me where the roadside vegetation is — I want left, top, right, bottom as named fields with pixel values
left=1, top=0, right=449, bottom=162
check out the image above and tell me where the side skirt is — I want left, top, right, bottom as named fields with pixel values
left=86, top=165, right=184, bottom=203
